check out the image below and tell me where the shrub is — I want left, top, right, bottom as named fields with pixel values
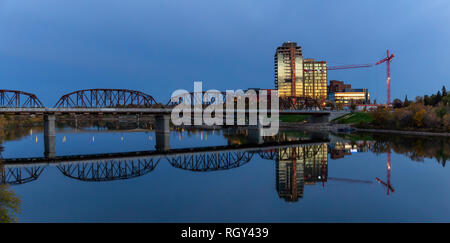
left=413, top=108, right=427, bottom=128
left=424, top=110, right=441, bottom=129
left=443, top=114, right=450, bottom=131
left=396, top=109, right=413, bottom=128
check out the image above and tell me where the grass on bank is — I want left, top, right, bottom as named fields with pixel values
left=279, top=114, right=308, bottom=123
left=333, top=112, right=374, bottom=124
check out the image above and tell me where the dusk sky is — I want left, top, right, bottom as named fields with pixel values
left=0, top=0, right=449, bottom=105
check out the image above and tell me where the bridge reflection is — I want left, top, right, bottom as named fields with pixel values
left=169, top=151, right=254, bottom=172
left=1, top=140, right=327, bottom=185
left=1, top=139, right=384, bottom=202
left=0, top=166, right=45, bottom=185
left=56, top=158, right=159, bottom=182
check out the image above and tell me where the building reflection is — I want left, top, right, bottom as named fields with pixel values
left=276, top=144, right=328, bottom=202
left=329, top=141, right=375, bottom=160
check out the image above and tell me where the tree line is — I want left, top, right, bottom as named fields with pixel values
left=359, top=86, right=450, bottom=132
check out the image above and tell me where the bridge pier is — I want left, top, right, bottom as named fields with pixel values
left=44, top=114, right=56, bottom=158
left=136, top=114, right=140, bottom=128
left=155, top=115, right=170, bottom=151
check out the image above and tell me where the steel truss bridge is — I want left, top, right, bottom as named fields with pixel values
left=0, top=89, right=335, bottom=115
left=1, top=140, right=328, bottom=185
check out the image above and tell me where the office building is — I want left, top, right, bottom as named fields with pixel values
left=274, top=42, right=303, bottom=97
left=303, top=58, right=328, bottom=99
left=274, top=42, right=328, bottom=99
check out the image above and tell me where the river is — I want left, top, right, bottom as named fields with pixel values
left=1, top=121, right=449, bottom=222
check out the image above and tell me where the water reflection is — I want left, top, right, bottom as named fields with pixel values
left=1, top=123, right=450, bottom=212
left=0, top=165, right=45, bottom=185
left=376, top=151, right=395, bottom=195
left=275, top=144, right=328, bottom=202
left=169, top=151, right=253, bottom=172
left=56, top=158, right=159, bottom=182
left=336, top=133, right=450, bottom=165
left=1, top=141, right=379, bottom=204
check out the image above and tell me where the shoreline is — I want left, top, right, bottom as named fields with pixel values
left=355, top=128, right=450, bottom=137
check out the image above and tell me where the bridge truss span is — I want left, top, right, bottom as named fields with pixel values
left=0, top=90, right=45, bottom=108
left=54, top=89, right=161, bottom=108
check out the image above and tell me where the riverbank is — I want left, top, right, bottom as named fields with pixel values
left=356, top=128, right=450, bottom=137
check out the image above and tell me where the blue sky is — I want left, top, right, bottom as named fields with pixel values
left=0, top=0, right=449, bottom=105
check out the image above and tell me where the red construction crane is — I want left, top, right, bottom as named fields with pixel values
left=375, top=50, right=395, bottom=105
left=327, top=63, right=373, bottom=71
left=305, top=50, right=395, bottom=105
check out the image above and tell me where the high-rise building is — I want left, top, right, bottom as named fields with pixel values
left=274, top=42, right=303, bottom=97
left=303, top=59, right=328, bottom=99
left=274, top=42, right=327, bottom=99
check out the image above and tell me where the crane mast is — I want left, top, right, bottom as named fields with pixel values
left=375, top=50, right=395, bottom=105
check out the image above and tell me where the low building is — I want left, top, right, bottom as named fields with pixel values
left=330, top=88, right=370, bottom=105
left=327, top=80, right=370, bottom=105
left=328, top=80, right=351, bottom=93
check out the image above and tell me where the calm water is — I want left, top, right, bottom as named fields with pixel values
left=1, top=122, right=450, bottom=222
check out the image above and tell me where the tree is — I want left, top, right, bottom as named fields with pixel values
left=424, top=95, right=430, bottom=106
left=443, top=95, right=450, bottom=106
left=404, top=95, right=411, bottom=107
left=436, top=91, right=442, bottom=105
left=442, top=85, right=447, bottom=97
left=350, top=99, right=357, bottom=112
left=392, top=98, right=402, bottom=109
left=0, top=164, right=21, bottom=223
left=424, top=110, right=441, bottom=129
left=443, top=114, right=450, bottom=131
left=435, top=104, right=448, bottom=118
left=396, top=109, right=413, bottom=127
left=415, top=96, right=424, bottom=104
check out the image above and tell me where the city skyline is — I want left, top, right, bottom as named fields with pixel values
left=1, top=0, right=449, bottom=105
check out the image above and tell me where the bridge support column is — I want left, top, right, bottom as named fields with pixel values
left=155, top=115, right=170, bottom=151
left=44, top=114, right=56, bottom=158
left=248, top=120, right=263, bottom=145
left=137, top=114, right=140, bottom=128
